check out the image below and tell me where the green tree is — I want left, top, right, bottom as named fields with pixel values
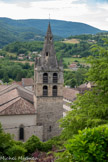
left=60, top=40, right=108, bottom=140
left=58, top=125, right=108, bottom=162
left=3, top=71, right=9, bottom=83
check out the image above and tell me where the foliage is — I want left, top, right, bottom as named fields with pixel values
left=60, top=125, right=108, bottom=162
left=69, top=32, right=108, bottom=47
left=6, top=145, right=26, bottom=158
left=0, top=123, right=26, bottom=159
left=64, top=68, right=88, bottom=88
left=2, top=40, right=92, bottom=60
left=3, top=41, right=43, bottom=54
left=41, top=136, right=63, bottom=152
left=24, top=135, right=62, bottom=155
left=0, top=59, right=34, bottom=83
left=60, top=39, right=108, bottom=140
left=24, top=135, right=42, bottom=155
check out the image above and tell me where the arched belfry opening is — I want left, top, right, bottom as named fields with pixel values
left=43, top=85, right=48, bottom=96
left=19, top=125, right=24, bottom=141
left=53, top=85, right=57, bottom=97
left=53, top=73, right=58, bottom=83
left=43, top=73, right=48, bottom=83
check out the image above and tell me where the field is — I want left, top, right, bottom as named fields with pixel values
left=63, top=39, right=80, bottom=44
left=12, top=60, right=34, bottom=65
left=63, top=57, right=86, bottom=65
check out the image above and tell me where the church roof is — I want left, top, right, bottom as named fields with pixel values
left=46, top=22, right=52, bottom=36
left=35, top=23, right=62, bottom=70
left=0, top=84, right=35, bottom=116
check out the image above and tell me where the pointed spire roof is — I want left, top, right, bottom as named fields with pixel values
left=38, top=22, right=58, bottom=69
left=46, top=22, right=52, bottom=36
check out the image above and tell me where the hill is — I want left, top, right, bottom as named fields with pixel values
left=0, top=17, right=105, bottom=48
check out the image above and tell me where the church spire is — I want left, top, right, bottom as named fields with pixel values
left=40, top=22, right=58, bottom=69
left=46, top=22, right=52, bottom=36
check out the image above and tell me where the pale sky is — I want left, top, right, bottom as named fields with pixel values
left=0, top=0, right=108, bottom=30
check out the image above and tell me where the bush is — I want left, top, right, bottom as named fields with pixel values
left=24, top=135, right=42, bottom=155
left=6, top=145, right=26, bottom=158
left=0, top=123, right=26, bottom=159
left=62, top=125, right=108, bottom=162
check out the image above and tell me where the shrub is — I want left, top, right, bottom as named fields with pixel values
left=24, top=135, right=42, bottom=155
left=6, top=145, right=26, bottom=158
left=61, top=125, right=108, bottom=162
left=0, top=123, right=26, bottom=159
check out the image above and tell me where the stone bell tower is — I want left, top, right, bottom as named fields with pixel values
left=34, top=23, right=64, bottom=141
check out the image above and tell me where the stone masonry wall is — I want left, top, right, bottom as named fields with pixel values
left=36, top=97, right=63, bottom=141
left=0, top=114, right=43, bottom=141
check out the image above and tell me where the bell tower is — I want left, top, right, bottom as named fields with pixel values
left=34, top=23, right=64, bottom=141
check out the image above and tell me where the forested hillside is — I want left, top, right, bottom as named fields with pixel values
left=1, top=41, right=91, bottom=59
left=2, top=32, right=108, bottom=60
left=0, top=17, right=104, bottom=48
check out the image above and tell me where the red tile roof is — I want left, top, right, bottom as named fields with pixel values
left=22, top=78, right=33, bottom=86
left=63, top=87, right=79, bottom=101
left=0, top=84, right=35, bottom=115
left=0, top=85, right=9, bottom=91
left=0, top=98, right=35, bottom=115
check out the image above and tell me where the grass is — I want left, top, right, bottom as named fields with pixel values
left=12, top=60, right=34, bottom=65
left=62, top=39, right=80, bottom=44
left=63, top=57, right=86, bottom=65
left=7, top=52, right=17, bottom=57
left=64, top=69, right=72, bottom=71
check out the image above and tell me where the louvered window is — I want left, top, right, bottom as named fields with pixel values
left=53, top=73, right=58, bottom=83
left=43, top=73, right=48, bottom=83
left=53, top=85, right=57, bottom=97
left=43, top=86, right=48, bottom=96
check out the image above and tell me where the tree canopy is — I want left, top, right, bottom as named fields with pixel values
left=60, top=39, right=108, bottom=140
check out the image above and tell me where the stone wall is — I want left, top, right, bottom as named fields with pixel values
left=0, top=114, right=43, bottom=141
left=36, top=97, right=63, bottom=141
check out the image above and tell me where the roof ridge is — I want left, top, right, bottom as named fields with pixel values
left=0, top=97, right=21, bottom=114
left=17, top=86, right=33, bottom=95
left=0, top=84, right=19, bottom=96
left=0, top=96, right=20, bottom=107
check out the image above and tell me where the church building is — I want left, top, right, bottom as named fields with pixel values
left=0, top=23, right=64, bottom=141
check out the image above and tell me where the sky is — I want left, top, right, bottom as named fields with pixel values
left=0, top=0, right=108, bottom=30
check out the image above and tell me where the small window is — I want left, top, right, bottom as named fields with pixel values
left=46, top=52, right=48, bottom=56
left=53, top=85, right=57, bottom=97
left=49, top=126, right=52, bottom=132
left=50, top=37, right=52, bottom=41
left=43, top=73, right=48, bottom=83
left=19, top=127, right=24, bottom=140
left=43, top=85, right=48, bottom=96
left=53, top=73, right=58, bottom=83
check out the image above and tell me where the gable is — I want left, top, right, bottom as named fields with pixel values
left=0, top=98, right=35, bottom=116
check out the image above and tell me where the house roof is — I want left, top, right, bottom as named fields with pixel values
left=0, top=84, right=35, bottom=116
left=76, top=82, right=92, bottom=93
left=0, top=85, right=9, bottom=91
left=63, top=87, right=79, bottom=102
left=22, top=78, right=33, bottom=86
left=69, top=62, right=78, bottom=68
